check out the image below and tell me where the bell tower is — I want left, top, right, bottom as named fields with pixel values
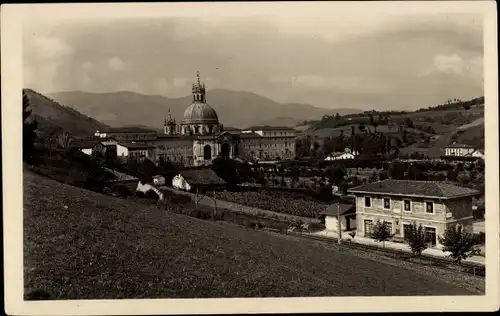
left=164, top=108, right=178, bottom=135
left=192, top=71, right=206, bottom=103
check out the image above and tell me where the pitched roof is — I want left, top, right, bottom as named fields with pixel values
left=348, top=179, right=480, bottom=199
left=320, top=203, right=356, bottom=217
left=119, top=142, right=155, bottom=150
left=178, top=169, right=226, bottom=186
left=245, top=125, right=295, bottom=131
left=105, top=126, right=158, bottom=133
left=70, top=140, right=99, bottom=149
left=239, top=132, right=262, bottom=139
left=446, top=143, right=474, bottom=148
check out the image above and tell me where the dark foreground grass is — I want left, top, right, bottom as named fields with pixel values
left=24, top=170, right=479, bottom=299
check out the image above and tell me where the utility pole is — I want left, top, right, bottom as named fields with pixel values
left=337, top=201, right=342, bottom=244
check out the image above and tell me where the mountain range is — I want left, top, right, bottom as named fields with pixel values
left=24, top=89, right=109, bottom=136
left=47, top=89, right=362, bottom=130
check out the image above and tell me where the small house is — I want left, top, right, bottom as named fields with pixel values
left=172, top=168, right=226, bottom=192
left=118, top=142, right=156, bottom=160
left=319, top=203, right=356, bottom=232
left=444, top=143, right=476, bottom=157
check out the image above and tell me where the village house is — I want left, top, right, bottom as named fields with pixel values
left=319, top=203, right=356, bottom=232
left=325, top=148, right=358, bottom=161
left=469, top=149, right=485, bottom=159
left=348, top=179, right=479, bottom=249
left=444, top=143, right=476, bottom=157
left=172, top=168, right=226, bottom=193
left=117, top=143, right=156, bottom=160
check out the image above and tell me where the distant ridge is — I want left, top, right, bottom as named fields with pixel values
left=47, top=89, right=362, bottom=130
left=24, top=89, right=109, bottom=136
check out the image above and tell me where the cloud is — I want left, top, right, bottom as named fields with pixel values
left=107, top=57, right=125, bottom=71
left=172, top=77, right=190, bottom=88
left=23, top=35, right=73, bottom=92
left=421, top=53, right=483, bottom=79
left=31, top=36, right=73, bottom=61
left=82, top=61, right=94, bottom=71
left=270, top=75, right=394, bottom=94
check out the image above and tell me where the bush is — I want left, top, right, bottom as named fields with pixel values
left=371, top=220, right=394, bottom=248
left=438, top=224, right=481, bottom=264
left=404, top=223, right=428, bottom=256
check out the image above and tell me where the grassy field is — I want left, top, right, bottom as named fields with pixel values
left=24, top=169, right=482, bottom=299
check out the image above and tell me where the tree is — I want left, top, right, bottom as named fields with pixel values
left=137, top=158, right=157, bottom=184
left=404, top=223, right=428, bottom=256
left=334, top=112, right=341, bottom=121
left=23, top=90, right=38, bottom=163
left=438, top=224, right=480, bottom=265
left=388, top=161, right=407, bottom=179
left=405, top=118, right=415, bottom=128
left=358, top=123, right=366, bottom=133
left=157, top=157, right=177, bottom=185
left=371, top=220, right=394, bottom=248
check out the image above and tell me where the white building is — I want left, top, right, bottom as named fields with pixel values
left=319, top=203, right=357, bottom=232
left=444, top=143, right=476, bottom=157
left=470, top=149, right=485, bottom=159
left=325, top=147, right=358, bottom=161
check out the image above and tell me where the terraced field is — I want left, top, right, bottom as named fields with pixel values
left=24, top=169, right=482, bottom=299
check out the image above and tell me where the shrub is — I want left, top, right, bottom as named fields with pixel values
left=438, top=224, right=481, bottom=264
left=371, top=220, right=394, bottom=248
left=404, top=223, right=428, bottom=256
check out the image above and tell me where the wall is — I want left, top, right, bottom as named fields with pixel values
left=325, top=215, right=352, bottom=232
left=355, top=193, right=450, bottom=249
left=445, top=147, right=475, bottom=157
left=116, top=144, right=129, bottom=157
left=136, top=182, right=164, bottom=201
left=192, top=139, right=221, bottom=166
left=444, top=197, right=474, bottom=224
left=240, top=137, right=296, bottom=161
left=172, top=175, right=191, bottom=191
left=155, top=139, right=193, bottom=165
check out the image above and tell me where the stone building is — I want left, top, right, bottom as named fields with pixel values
left=93, top=72, right=297, bottom=166
left=348, top=179, right=479, bottom=249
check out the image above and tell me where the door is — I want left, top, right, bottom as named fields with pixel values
left=424, top=227, right=437, bottom=248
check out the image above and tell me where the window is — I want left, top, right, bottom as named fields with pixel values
left=425, top=227, right=437, bottom=247
left=383, top=198, right=391, bottom=209
left=364, top=197, right=371, bottom=207
left=364, top=220, right=374, bottom=235
left=403, top=200, right=411, bottom=212
left=425, top=202, right=434, bottom=214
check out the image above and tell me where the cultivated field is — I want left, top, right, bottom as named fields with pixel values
left=24, top=170, right=482, bottom=299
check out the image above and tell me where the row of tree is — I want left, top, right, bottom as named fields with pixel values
left=370, top=221, right=481, bottom=265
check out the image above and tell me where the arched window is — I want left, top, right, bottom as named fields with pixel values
left=203, top=144, right=212, bottom=160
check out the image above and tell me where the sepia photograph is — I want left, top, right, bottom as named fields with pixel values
left=2, top=1, right=499, bottom=315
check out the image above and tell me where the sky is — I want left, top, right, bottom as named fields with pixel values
left=22, top=3, right=485, bottom=111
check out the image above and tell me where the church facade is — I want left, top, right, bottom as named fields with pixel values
left=95, top=73, right=297, bottom=166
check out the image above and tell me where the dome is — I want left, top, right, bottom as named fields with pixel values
left=181, top=102, right=219, bottom=125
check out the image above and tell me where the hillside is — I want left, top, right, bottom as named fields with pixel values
left=47, top=89, right=361, bottom=130
left=304, top=99, right=484, bottom=149
left=24, top=89, right=108, bottom=136
left=23, top=169, right=478, bottom=299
